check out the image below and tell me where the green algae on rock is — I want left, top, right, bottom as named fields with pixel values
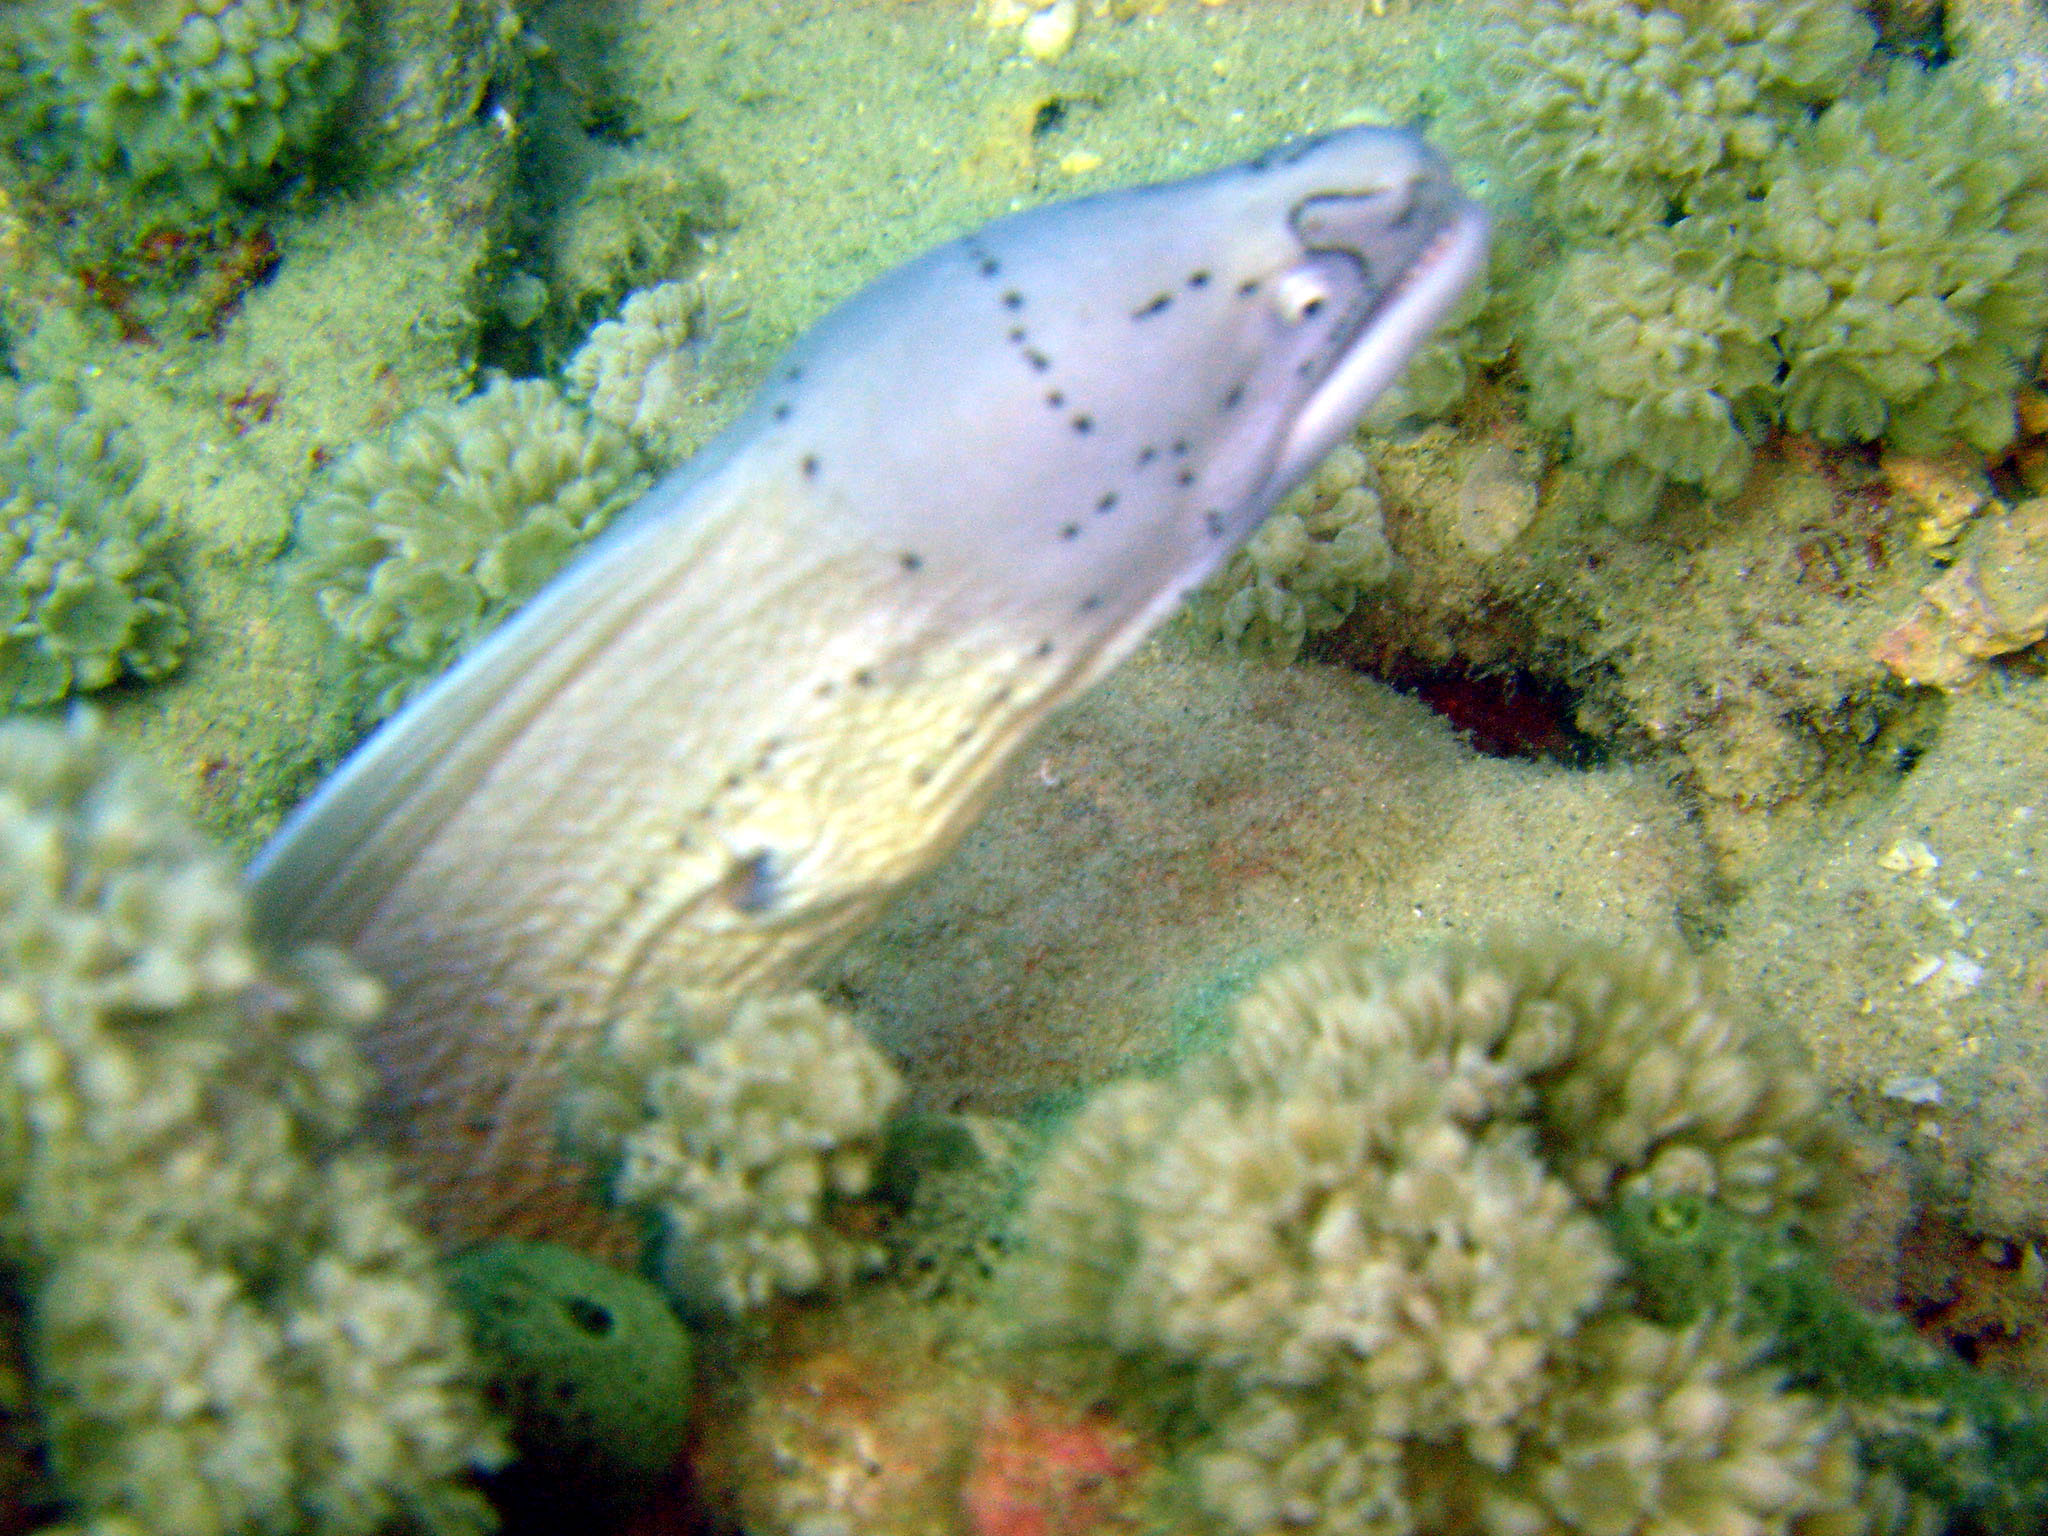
left=0, top=712, right=504, bottom=1536
left=0, top=378, right=187, bottom=706
left=286, top=376, right=651, bottom=723
left=1008, top=934, right=1891, bottom=1536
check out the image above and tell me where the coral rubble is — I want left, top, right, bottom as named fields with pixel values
left=1874, top=495, right=2048, bottom=689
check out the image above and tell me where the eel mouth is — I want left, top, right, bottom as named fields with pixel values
left=1268, top=193, right=1490, bottom=494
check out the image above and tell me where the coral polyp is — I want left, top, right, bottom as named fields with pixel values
left=286, top=378, right=651, bottom=722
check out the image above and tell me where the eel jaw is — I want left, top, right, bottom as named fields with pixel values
left=1265, top=195, right=1490, bottom=497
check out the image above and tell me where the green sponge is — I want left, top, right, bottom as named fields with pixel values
left=447, top=1240, right=693, bottom=1505
left=1610, top=1191, right=2048, bottom=1531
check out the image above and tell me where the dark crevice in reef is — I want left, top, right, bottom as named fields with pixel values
left=472, top=0, right=729, bottom=380
left=1326, top=648, right=1609, bottom=769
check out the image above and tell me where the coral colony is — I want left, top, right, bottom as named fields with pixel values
left=0, top=381, right=186, bottom=705
left=1465, top=0, right=2048, bottom=521
left=287, top=378, right=651, bottom=722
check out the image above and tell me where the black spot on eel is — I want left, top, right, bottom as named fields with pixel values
left=248, top=124, right=1489, bottom=1247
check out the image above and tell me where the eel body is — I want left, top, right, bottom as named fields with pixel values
left=249, top=125, right=1488, bottom=1245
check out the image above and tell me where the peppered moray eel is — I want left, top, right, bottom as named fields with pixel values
left=248, top=125, right=1488, bottom=1249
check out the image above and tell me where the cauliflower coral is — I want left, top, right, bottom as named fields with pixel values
left=1483, top=0, right=1873, bottom=238
left=288, top=377, right=651, bottom=721
left=1751, top=65, right=2048, bottom=456
left=1464, top=0, right=2048, bottom=512
left=1009, top=934, right=1890, bottom=1536
left=0, top=712, right=504, bottom=1535
left=561, top=990, right=905, bottom=1315
left=0, top=379, right=187, bottom=705
left=1, top=0, right=359, bottom=214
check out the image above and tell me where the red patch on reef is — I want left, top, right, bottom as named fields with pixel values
left=1899, top=1205, right=2048, bottom=1387
left=962, top=1394, right=1143, bottom=1536
left=195, top=228, right=280, bottom=336
left=1401, top=666, right=1599, bottom=766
